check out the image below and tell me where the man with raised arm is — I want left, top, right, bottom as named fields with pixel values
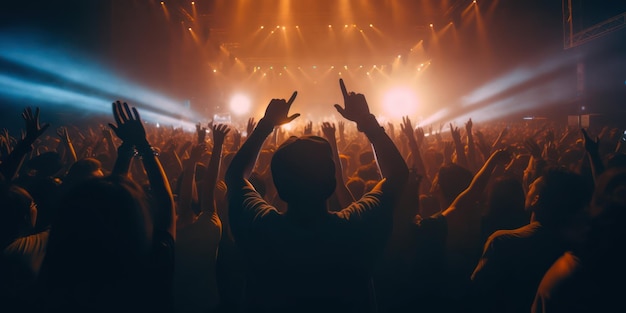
left=225, top=79, right=408, bottom=313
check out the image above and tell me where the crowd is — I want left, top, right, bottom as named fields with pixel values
left=1, top=79, right=625, bottom=313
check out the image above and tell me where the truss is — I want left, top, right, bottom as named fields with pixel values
left=563, top=0, right=626, bottom=49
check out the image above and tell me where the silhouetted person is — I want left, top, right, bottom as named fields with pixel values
left=532, top=168, right=626, bottom=313
left=471, top=168, right=591, bottom=313
left=225, top=80, right=408, bottom=313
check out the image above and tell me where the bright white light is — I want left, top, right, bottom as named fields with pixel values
left=229, top=94, right=251, bottom=116
left=382, top=87, right=418, bottom=118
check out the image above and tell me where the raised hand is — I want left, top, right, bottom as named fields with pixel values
left=465, top=118, right=473, bottom=134
left=321, top=122, right=336, bottom=140
left=334, top=79, right=370, bottom=123
left=415, top=127, right=425, bottom=146
left=212, top=123, right=230, bottom=145
left=304, top=121, right=313, bottom=135
left=400, top=116, right=415, bottom=140
left=489, top=148, right=512, bottom=165
left=262, top=91, right=300, bottom=127
left=338, top=121, right=345, bottom=135
left=581, top=128, right=599, bottom=155
left=196, top=122, right=207, bottom=144
left=108, top=101, right=148, bottom=147
left=449, top=123, right=462, bottom=142
left=246, top=117, right=257, bottom=136
left=22, top=107, right=50, bottom=144
left=56, top=127, right=71, bottom=143
left=524, top=139, right=542, bottom=159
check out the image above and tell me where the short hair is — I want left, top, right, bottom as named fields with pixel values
left=437, top=164, right=473, bottom=203
left=271, top=136, right=336, bottom=203
left=533, top=168, right=591, bottom=226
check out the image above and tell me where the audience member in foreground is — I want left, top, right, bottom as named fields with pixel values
left=225, top=79, right=408, bottom=313
left=532, top=168, right=626, bottom=313
left=39, top=101, right=175, bottom=313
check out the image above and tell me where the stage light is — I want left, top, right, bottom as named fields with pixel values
left=191, top=1, right=194, bottom=4
left=345, top=24, right=349, bottom=28
left=369, top=24, right=373, bottom=27
left=397, top=55, right=402, bottom=59
left=282, top=123, right=293, bottom=131
left=382, top=87, right=418, bottom=118
left=328, top=25, right=332, bottom=28
left=473, top=0, right=477, bottom=3
left=229, top=94, right=251, bottom=116
left=271, top=31, right=274, bottom=34
left=213, top=69, right=217, bottom=73
left=260, top=26, right=264, bottom=29
left=276, top=25, right=280, bottom=29
left=188, top=27, right=192, bottom=31
left=360, top=65, right=363, bottom=68
left=429, top=24, right=434, bottom=28
left=0, top=36, right=199, bottom=120
left=296, top=25, right=299, bottom=29
left=282, top=26, right=286, bottom=30
left=344, top=65, right=348, bottom=70
left=366, top=72, right=370, bottom=75
left=330, top=66, right=334, bottom=69
left=360, top=29, right=364, bottom=33
left=160, top=1, right=164, bottom=4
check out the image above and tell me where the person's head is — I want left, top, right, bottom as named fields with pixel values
left=434, top=163, right=473, bottom=204
left=271, top=136, right=336, bottom=206
left=44, top=175, right=153, bottom=279
left=526, top=168, right=591, bottom=228
left=0, top=185, right=37, bottom=248
left=63, top=158, right=104, bottom=186
left=487, top=176, right=526, bottom=217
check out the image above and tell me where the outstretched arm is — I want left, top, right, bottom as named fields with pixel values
left=322, top=122, right=355, bottom=207
left=226, top=92, right=300, bottom=185
left=0, top=107, right=50, bottom=181
left=442, top=149, right=511, bottom=219
left=202, top=124, right=230, bottom=214
left=109, top=101, right=175, bottom=239
left=334, top=79, right=408, bottom=196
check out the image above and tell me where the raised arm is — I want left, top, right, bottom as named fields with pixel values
left=109, top=101, right=175, bottom=239
left=0, top=107, right=49, bottom=181
left=177, top=143, right=205, bottom=228
left=322, top=122, right=355, bottom=207
left=401, top=116, right=429, bottom=183
left=334, top=79, right=408, bottom=195
left=581, top=128, right=604, bottom=182
left=466, top=119, right=478, bottom=171
left=201, top=124, right=230, bottom=214
left=450, top=123, right=469, bottom=169
left=226, top=92, right=299, bottom=185
left=442, top=149, right=511, bottom=219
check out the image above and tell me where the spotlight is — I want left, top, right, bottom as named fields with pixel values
left=276, top=25, right=280, bottom=28
left=344, top=65, right=348, bottom=70
left=473, top=0, right=477, bottom=3
left=296, top=25, right=299, bottom=29
left=345, top=24, right=349, bottom=28
left=229, top=94, right=251, bottom=116
left=188, top=27, right=192, bottom=31
left=160, top=1, right=164, bottom=4
left=212, top=69, right=217, bottom=73
left=397, top=55, right=402, bottom=59
left=383, top=87, right=418, bottom=118
left=369, top=24, right=373, bottom=27
left=429, top=23, right=434, bottom=28
left=191, top=1, right=194, bottom=4
left=328, top=25, right=332, bottom=28
left=282, top=26, right=286, bottom=30
left=260, top=26, right=264, bottom=29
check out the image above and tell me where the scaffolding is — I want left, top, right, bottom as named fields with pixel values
left=562, top=0, right=626, bottom=49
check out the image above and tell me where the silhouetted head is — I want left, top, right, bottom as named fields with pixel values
left=63, top=158, right=103, bottom=187
left=526, top=168, right=591, bottom=227
left=44, top=175, right=153, bottom=280
left=271, top=136, right=336, bottom=205
left=487, top=176, right=526, bottom=216
left=435, top=163, right=473, bottom=204
left=0, top=185, right=37, bottom=248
